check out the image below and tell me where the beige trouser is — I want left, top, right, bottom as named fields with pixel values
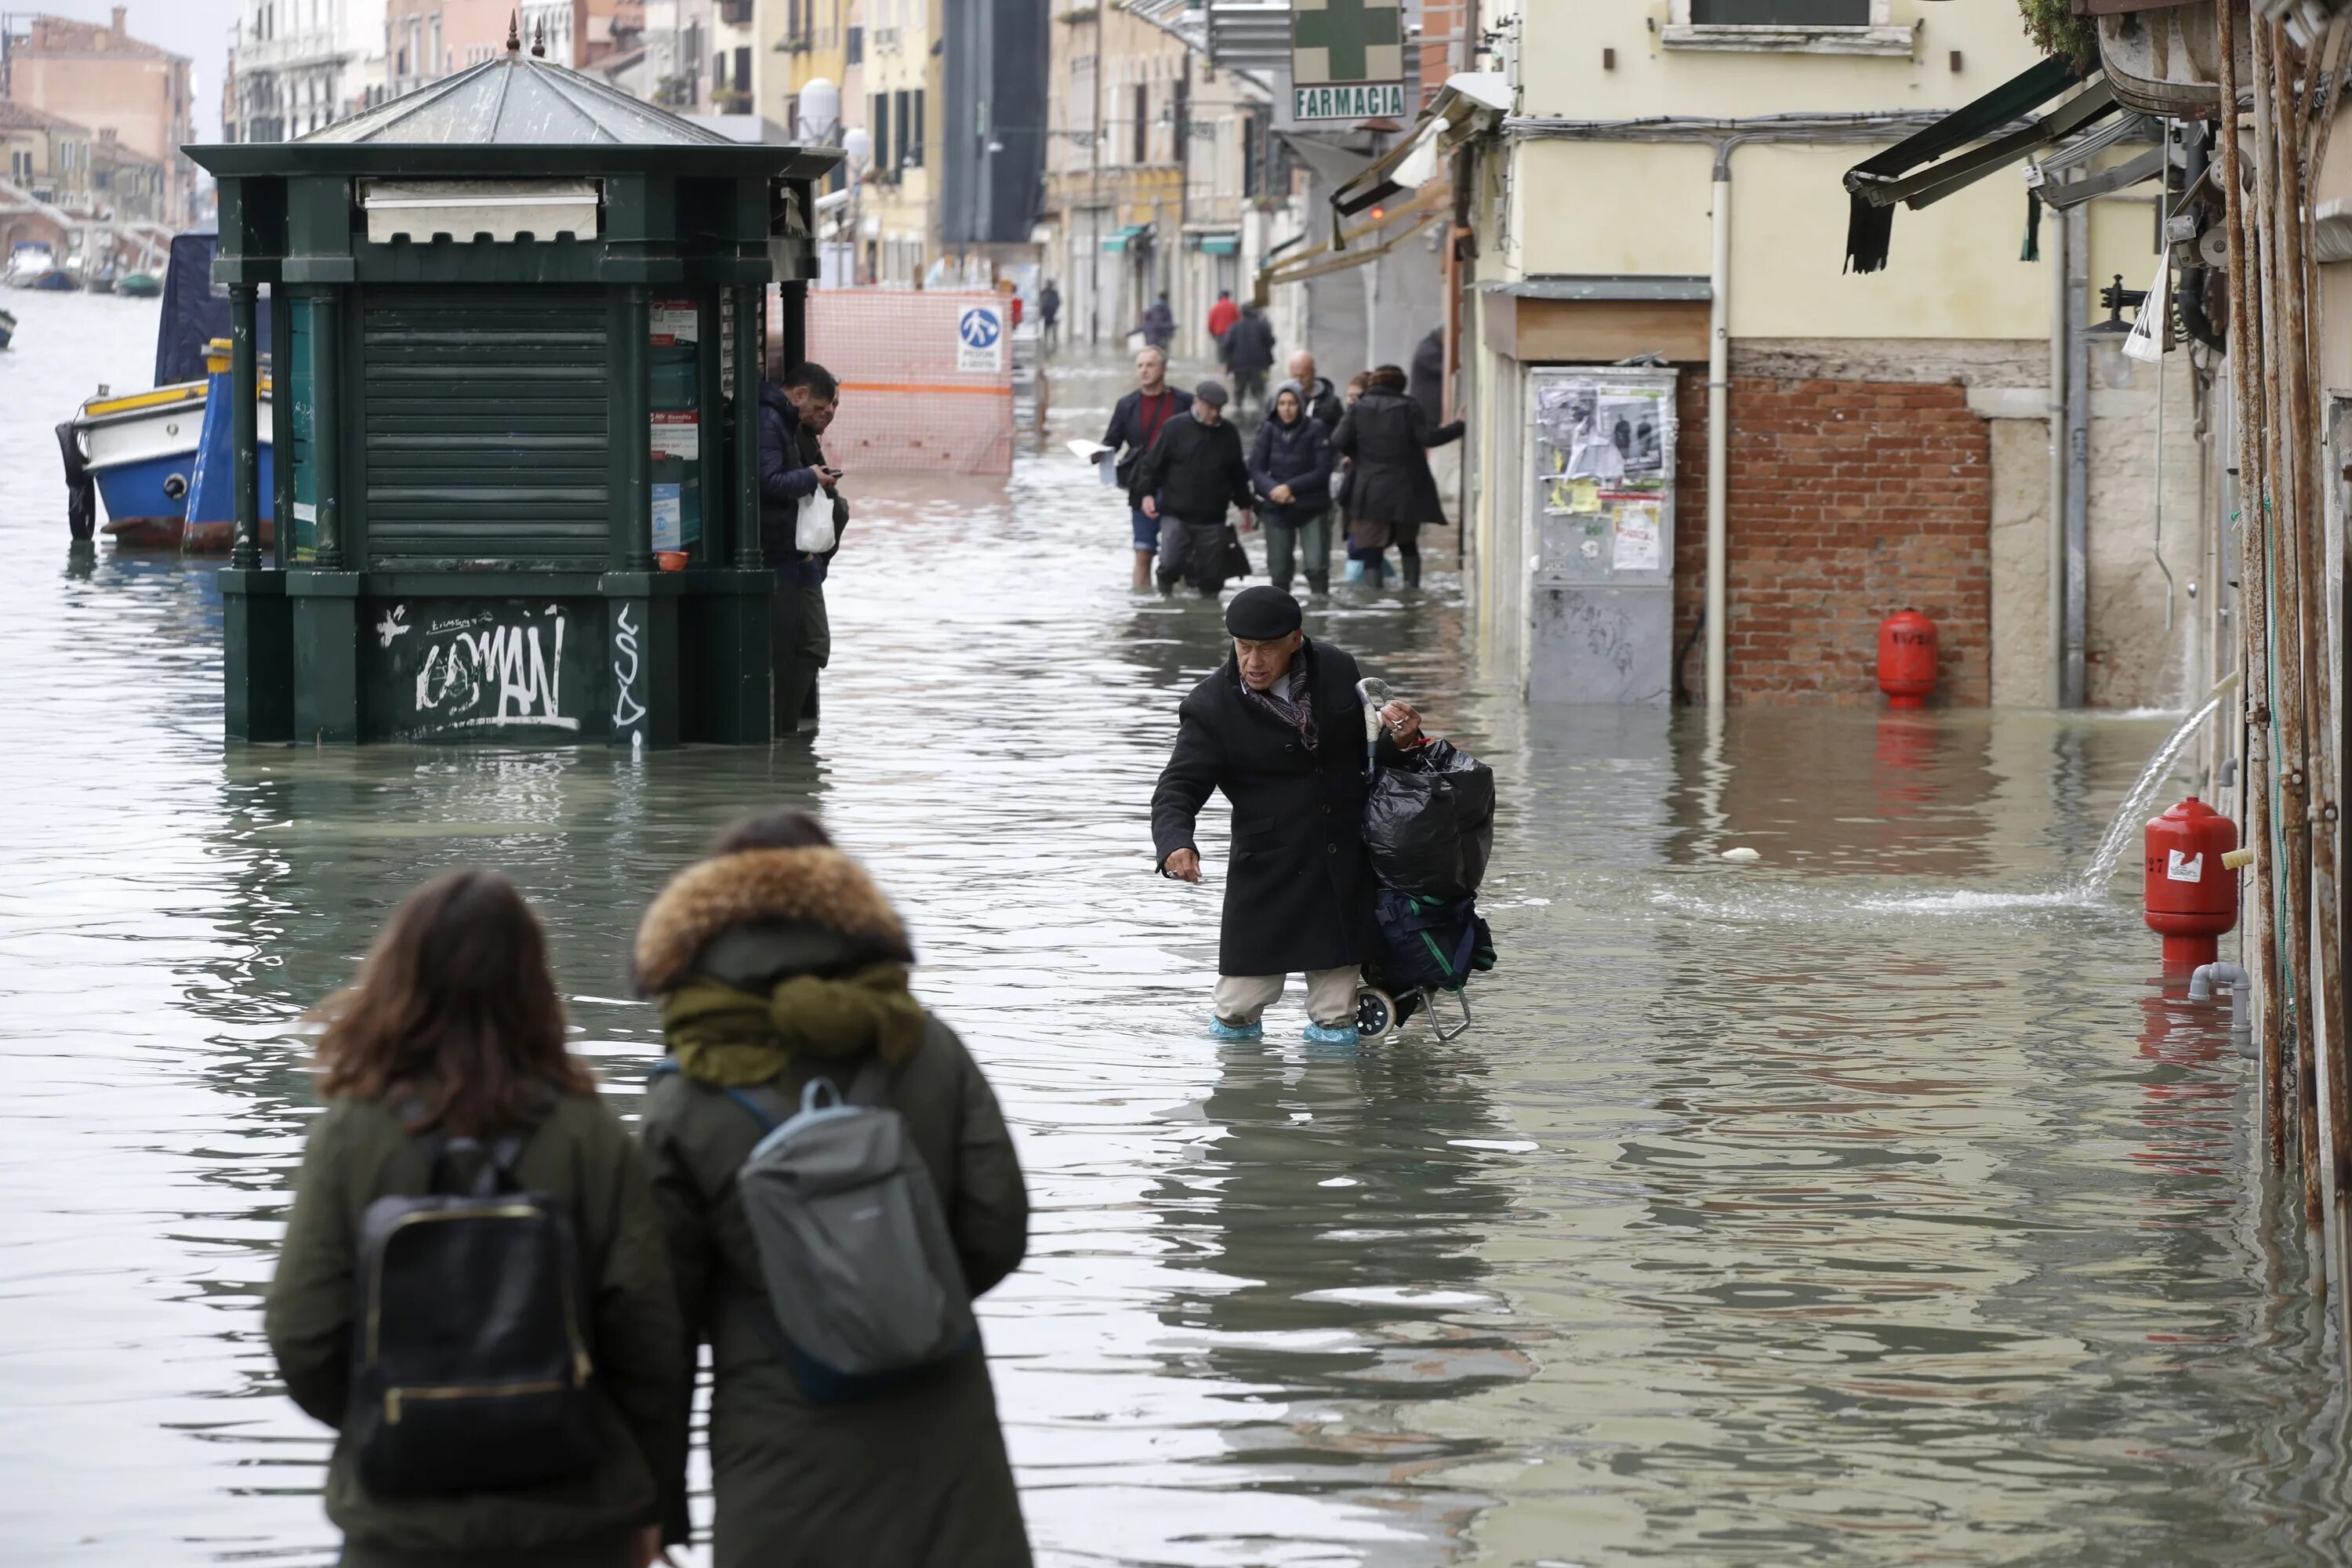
left=1215, top=967, right=1362, bottom=1028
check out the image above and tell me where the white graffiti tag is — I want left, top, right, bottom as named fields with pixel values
left=612, top=604, right=648, bottom=730
left=375, top=606, right=411, bottom=648
left=412, top=608, right=579, bottom=731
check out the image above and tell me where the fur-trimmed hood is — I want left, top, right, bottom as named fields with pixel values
left=634, top=847, right=911, bottom=996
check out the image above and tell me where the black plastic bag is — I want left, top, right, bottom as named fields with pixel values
left=1363, top=738, right=1494, bottom=900
left=1220, top=521, right=1251, bottom=580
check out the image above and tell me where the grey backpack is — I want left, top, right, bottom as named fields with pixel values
left=724, top=1058, right=977, bottom=1401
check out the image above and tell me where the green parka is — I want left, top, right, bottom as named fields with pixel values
left=265, top=1091, right=685, bottom=1568
left=633, top=844, right=1033, bottom=1568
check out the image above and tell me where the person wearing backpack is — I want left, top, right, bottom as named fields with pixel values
left=635, top=808, right=1031, bottom=1568
left=265, top=869, right=684, bottom=1568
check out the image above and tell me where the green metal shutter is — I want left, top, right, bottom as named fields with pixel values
left=361, top=287, right=610, bottom=568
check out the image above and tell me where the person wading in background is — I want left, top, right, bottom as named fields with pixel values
left=267, top=869, right=684, bottom=1568
left=757, top=361, right=847, bottom=733
left=1206, top=288, right=1240, bottom=349
left=1249, top=382, right=1335, bottom=596
left=1219, top=302, right=1276, bottom=419
left=1102, top=347, right=1192, bottom=591
left=1037, top=279, right=1061, bottom=354
left=635, top=808, right=1032, bottom=1568
left=1132, top=379, right=1253, bottom=598
left=1331, top=364, right=1463, bottom=590
left=1140, top=292, right=1175, bottom=351
left=1152, top=588, right=1428, bottom=1044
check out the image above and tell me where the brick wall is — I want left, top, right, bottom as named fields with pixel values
left=1671, top=374, right=1991, bottom=705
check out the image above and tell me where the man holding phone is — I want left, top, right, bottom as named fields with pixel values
left=757, top=360, right=846, bottom=734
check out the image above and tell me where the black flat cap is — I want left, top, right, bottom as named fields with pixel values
left=1225, top=585, right=1302, bottom=640
left=1192, top=379, right=1229, bottom=408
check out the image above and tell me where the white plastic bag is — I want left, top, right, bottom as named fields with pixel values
left=2122, top=255, right=2170, bottom=364
left=794, top=488, right=835, bottom=554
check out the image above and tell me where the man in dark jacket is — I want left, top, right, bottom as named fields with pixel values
left=757, top=361, right=845, bottom=733
left=1153, top=586, right=1426, bottom=1043
left=1219, top=302, right=1276, bottom=416
left=1286, top=349, right=1345, bottom=430
left=1101, top=346, right=1191, bottom=591
left=1037, top=279, right=1060, bottom=353
left=1132, top=379, right=1253, bottom=597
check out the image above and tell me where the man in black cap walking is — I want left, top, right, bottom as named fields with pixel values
left=1152, top=586, right=1427, bottom=1044
left=1131, top=379, right=1254, bottom=597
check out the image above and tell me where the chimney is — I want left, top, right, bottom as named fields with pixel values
left=111, top=6, right=126, bottom=38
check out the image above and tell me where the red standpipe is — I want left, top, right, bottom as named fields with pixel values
left=1877, top=609, right=1937, bottom=709
left=2143, top=795, right=2240, bottom=971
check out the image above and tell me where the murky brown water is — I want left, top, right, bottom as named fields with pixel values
left=1, top=290, right=2342, bottom=1566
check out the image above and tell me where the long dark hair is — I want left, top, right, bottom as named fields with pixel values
left=309, top=869, right=590, bottom=1134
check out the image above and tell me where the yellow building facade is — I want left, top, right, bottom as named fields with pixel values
left=1459, top=1, right=2188, bottom=710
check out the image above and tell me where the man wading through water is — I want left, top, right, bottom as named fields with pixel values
left=757, top=361, right=847, bottom=732
left=1132, top=379, right=1252, bottom=598
left=1152, top=586, right=1427, bottom=1044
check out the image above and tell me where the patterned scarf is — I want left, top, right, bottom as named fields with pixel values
left=1243, top=658, right=1317, bottom=751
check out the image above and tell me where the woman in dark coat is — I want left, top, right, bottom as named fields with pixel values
left=267, top=870, right=684, bottom=1568
left=635, top=809, right=1031, bottom=1568
left=1152, top=589, right=1425, bottom=1041
left=1247, top=382, right=1335, bottom=596
left=1330, top=363, right=1464, bottom=589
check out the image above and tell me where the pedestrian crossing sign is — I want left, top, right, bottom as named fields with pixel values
left=1290, top=0, right=1405, bottom=122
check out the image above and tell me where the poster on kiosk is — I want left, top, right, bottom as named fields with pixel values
left=1524, top=366, right=1679, bottom=704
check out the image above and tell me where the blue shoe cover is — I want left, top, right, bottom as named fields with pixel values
left=1210, top=1017, right=1263, bottom=1042
left=1342, top=559, right=1366, bottom=583
left=1301, top=1021, right=1360, bottom=1047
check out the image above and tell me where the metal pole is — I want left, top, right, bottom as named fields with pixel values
left=2063, top=201, right=2089, bottom=708
left=228, top=283, right=260, bottom=570
left=1705, top=141, right=1732, bottom=710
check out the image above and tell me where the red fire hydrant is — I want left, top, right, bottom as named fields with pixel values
left=2143, top=795, right=2239, bottom=970
left=1877, top=609, right=1937, bottom=708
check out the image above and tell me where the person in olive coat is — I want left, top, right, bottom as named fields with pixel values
left=1153, top=587, right=1428, bottom=1044
left=1330, top=364, right=1464, bottom=589
left=267, top=869, right=684, bottom=1568
left=634, top=808, right=1032, bottom=1568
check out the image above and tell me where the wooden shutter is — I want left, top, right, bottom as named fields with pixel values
left=361, top=287, right=611, bottom=568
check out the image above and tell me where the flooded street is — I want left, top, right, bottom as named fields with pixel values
left=4, top=289, right=2347, bottom=1566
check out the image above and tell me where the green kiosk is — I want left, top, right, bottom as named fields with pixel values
left=194, top=39, right=839, bottom=746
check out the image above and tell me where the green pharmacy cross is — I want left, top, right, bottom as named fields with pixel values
left=1292, top=0, right=1403, bottom=85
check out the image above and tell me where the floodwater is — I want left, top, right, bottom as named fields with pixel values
left=2, top=290, right=2344, bottom=1566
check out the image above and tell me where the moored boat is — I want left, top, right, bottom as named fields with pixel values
left=61, top=228, right=274, bottom=550
left=116, top=272, right=161, bottom=299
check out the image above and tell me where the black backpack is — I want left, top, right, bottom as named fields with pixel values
left=345, top=1129, right=601, bottom=1497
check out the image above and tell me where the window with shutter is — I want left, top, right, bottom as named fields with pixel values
left=1690, top=0, right=1867, bottom=20
left=360, top=289, right=612, bottom=569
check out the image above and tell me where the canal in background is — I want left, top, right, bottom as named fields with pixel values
left=1, top=289, right=2344, bottom=1566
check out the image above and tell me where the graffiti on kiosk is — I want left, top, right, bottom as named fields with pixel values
left=409, top=604, right=580, bottom=731
left=612, top=603, right=647, bottom=730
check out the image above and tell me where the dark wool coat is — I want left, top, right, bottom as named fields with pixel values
left=1248, top=412, right=1334, bottom=528
left=1152, top=639, right=1406, bottom=975
left=266, top=1093, right=685, bottom=1568
left=1130, top=410, right=1252, bottom=524
left=633, top=848, right=1032, bottom=1568
left=1330, top=385, right=1465, bottom=525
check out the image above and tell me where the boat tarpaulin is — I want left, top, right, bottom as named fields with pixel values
left=155, top=229, right=272, bottom=387
left=1842, top=56, right=2089, bottom=275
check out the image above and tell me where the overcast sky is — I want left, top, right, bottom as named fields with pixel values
left=27, top=0, right=240, bottom=140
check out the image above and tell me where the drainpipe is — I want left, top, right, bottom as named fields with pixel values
left=2062, top=198, right=2091, bottom=708
left=2190, top=960, right=2255, bottom=1057
left=2048, top=179, right=2068, bottom=707
left=1706, top=140, right=1736, bottom=710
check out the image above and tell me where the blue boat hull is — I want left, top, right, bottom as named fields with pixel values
left=93, top=442, right=274, bottom=550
